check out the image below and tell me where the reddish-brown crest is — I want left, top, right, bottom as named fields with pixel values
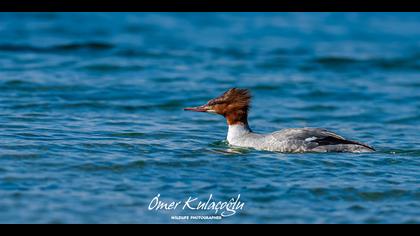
left=208, top=88, right=251, bottom=125
left=184, top=88, right=252, bottom=125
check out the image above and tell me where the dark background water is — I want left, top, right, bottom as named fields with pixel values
left=0, top=13, right=419, bottom=223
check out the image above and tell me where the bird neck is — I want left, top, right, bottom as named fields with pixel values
left=224, top=109, right=249, bottom=127
left=227, top=122, right=252, bottom=143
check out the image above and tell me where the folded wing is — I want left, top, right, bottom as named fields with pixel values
left=270, top=128, right=375, bottom=151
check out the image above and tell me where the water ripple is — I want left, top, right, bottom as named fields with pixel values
left=0, top=12, right=418, bottom=224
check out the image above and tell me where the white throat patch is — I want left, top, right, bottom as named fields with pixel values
left=227, top=124, right=251, bottom=143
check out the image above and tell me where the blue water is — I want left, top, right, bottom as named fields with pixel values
left=0, top=13, right=419, bottom=223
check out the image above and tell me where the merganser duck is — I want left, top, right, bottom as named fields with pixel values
left=184, top=88, right=375, bottom=153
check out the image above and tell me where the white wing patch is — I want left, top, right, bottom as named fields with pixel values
left=305, top=136, right=318, bottom=142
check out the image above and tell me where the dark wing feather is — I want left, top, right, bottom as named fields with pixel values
left=271, top=128, right=375, bottom=151
left=312, top=136, right=375, bottom=151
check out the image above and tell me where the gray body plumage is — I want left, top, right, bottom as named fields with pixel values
left=227, top=125, right=375, bottom=153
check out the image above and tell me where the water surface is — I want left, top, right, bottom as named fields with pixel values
left=0, top=13, right=419, bottom=223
